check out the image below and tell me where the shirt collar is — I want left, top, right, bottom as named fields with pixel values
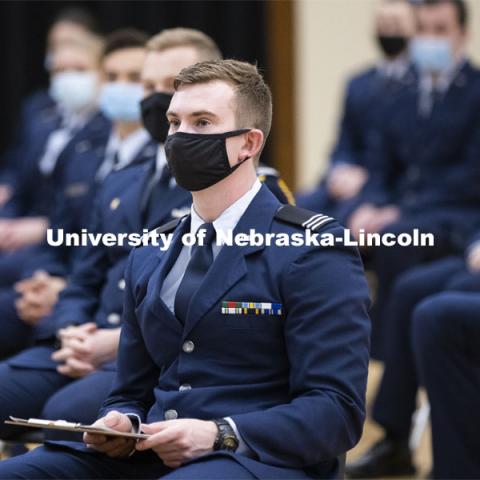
left=420, top=56, right=467, bottom=95
left=107, top=128, right=150, bottom=169
left=378, top=55, right=410, bottom=81
left=61, top=106, right=97, bottom=132
left=190, top=178, right=262, bottom=240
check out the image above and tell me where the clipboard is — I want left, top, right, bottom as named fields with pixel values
left=4, top=416, right=150, bottom=440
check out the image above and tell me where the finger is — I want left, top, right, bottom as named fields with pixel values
left=103, top=411, right=132, bottom=433
left=161, top=457, right=184, bottom=469
left=150, top=445, right=180, bottom=455
left=136, top=429, right=178, bottom=451
left=67, top=338, right=91, bottom=355
left=95, top=436, right=130, bottom=454
left=65, top=357, right=95, bottom=375
left=52, top=347, right=73, bottom=362
left=105, top=441, right=136, bottom=458
left=14, top=279, right=34, bottom=293
left=140, top=421, right=168, bottom=433
left=84, top=432, right=107, bottom=445
left=81, top=323, right=98, bottom=334
left=22, top=290, right=44, bottom=307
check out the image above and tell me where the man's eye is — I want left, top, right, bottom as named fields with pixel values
left=196, top=119, right=210, bottom=127
left=169, top=120, right=180, bottom=128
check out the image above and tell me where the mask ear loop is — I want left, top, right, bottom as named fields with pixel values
left=229, top=155, right=251, bottom=174
left=228, top=129, right=253, bottom=172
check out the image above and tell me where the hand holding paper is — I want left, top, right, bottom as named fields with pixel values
left=84, top=411, right=139, bottom=458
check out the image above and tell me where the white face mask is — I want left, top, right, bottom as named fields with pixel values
left=49, top=71, right=98, bottom=113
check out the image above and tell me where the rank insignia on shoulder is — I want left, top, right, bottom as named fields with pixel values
left=221, top=301, right=283, bottom=316
left=171, top=207, right=191, bottom=219
left=275, top=204, right=335, bottom=232
left=140, top=215, right=188, bottom=245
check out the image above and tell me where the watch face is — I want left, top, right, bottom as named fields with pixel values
left=224, top=436, right=239, bottom=450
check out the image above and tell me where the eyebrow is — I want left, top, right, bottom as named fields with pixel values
left=166, top=110, right=219, bottom=119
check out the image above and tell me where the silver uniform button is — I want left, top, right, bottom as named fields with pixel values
left=107, top=313, right=121, bottom=325
left=164, top=409, right=178, bottom=420
left=118, top=278, right=126, bottom=290
left=182, top=341, right=195, bottom=353
left=179, top=384, right=191, bottom=391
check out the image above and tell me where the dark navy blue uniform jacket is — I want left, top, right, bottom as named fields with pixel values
left=296, top=65, right=415, bottom=216
left=94, top=186, right=371, bottom=479
left=331, top=66, right=415, bottom=169
left=361, top=61, right=480, bottom=213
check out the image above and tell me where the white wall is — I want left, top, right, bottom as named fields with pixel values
left=294, top=0, right=480, bottom=190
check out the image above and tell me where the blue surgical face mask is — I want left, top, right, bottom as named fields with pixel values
left=49, top=71, right=98, bottom=113
left=98, top=82, right=144, bottom=122
left=410, top=37, right=454, bottom=74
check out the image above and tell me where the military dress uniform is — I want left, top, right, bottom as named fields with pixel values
left=296, top=62, right=415, bottom=223
left=38, top=162, right=292, bottom=438
left=359, top=60, right=480, bottom=359
left=0, top=115, right=119, bottom=359
left=0, top=182, right=371, bottom=479
left=0, top=112, right=111, bottom=290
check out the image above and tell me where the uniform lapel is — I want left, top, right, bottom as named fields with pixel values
left=119, top=142, right=158, bottom=232
left=182, top=186, right=281, bottom=338
left=147, top=218, right=190, bottom=332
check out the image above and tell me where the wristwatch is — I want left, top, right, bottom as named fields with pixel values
left=212, top=418, right=239, bottom=452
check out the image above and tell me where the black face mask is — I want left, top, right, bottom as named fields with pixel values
left=140, top=92, right=173, bottom=143
left=164, top=129, right=251, bottom=192
left=377, top=35, right=408, bottom=58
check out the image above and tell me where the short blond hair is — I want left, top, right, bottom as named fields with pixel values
left=146, top=28, right=222, bottom=62
left=174, top=59, right=273, bottom=157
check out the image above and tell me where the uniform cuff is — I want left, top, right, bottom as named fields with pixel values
left=224, top=417, right=254, bottom=457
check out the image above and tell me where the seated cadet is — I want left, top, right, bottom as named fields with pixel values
left=0, top=35, right=107, bottom=269
left=0, top=6, right=98, bottom=204
left=0, top=29, right=152, bottom=359
left=413, top=291, right=480, bottom=479
left=347, top=0, right=480, bottom=359
left=0, top=59, right=371, bottom=480
left=296, top=0, right=415, bottom=223
left=19, top=29, right=292, bottom=440
left=346, top=231, right=480, bottom=477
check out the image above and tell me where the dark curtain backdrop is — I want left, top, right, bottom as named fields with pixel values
left=0, top=0, right=267, bottom=157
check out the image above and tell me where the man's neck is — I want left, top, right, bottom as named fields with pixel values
left=115, top=121, right=142, bottom=140
left=192, top=164, right=257, bottom=222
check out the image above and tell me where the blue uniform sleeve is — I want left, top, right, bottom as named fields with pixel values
left=230, top=232, right=371, bottom=468
left=53, top=198, right=110, bottom=330
left=99, top=249, right=160, bottom=421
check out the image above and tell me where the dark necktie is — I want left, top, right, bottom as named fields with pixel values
left=174, top=223, right=216, bottom=324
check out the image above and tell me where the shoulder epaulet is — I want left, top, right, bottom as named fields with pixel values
left=256, top=164, right=279, bottom=178
left=154, top=217, right=183, bottom=235
left=139, top=216, right=185, bottom=247
left=275, top=205, right=335, bottom=232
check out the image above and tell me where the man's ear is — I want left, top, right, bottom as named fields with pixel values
left=239, top=129, right=264, bottom=162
